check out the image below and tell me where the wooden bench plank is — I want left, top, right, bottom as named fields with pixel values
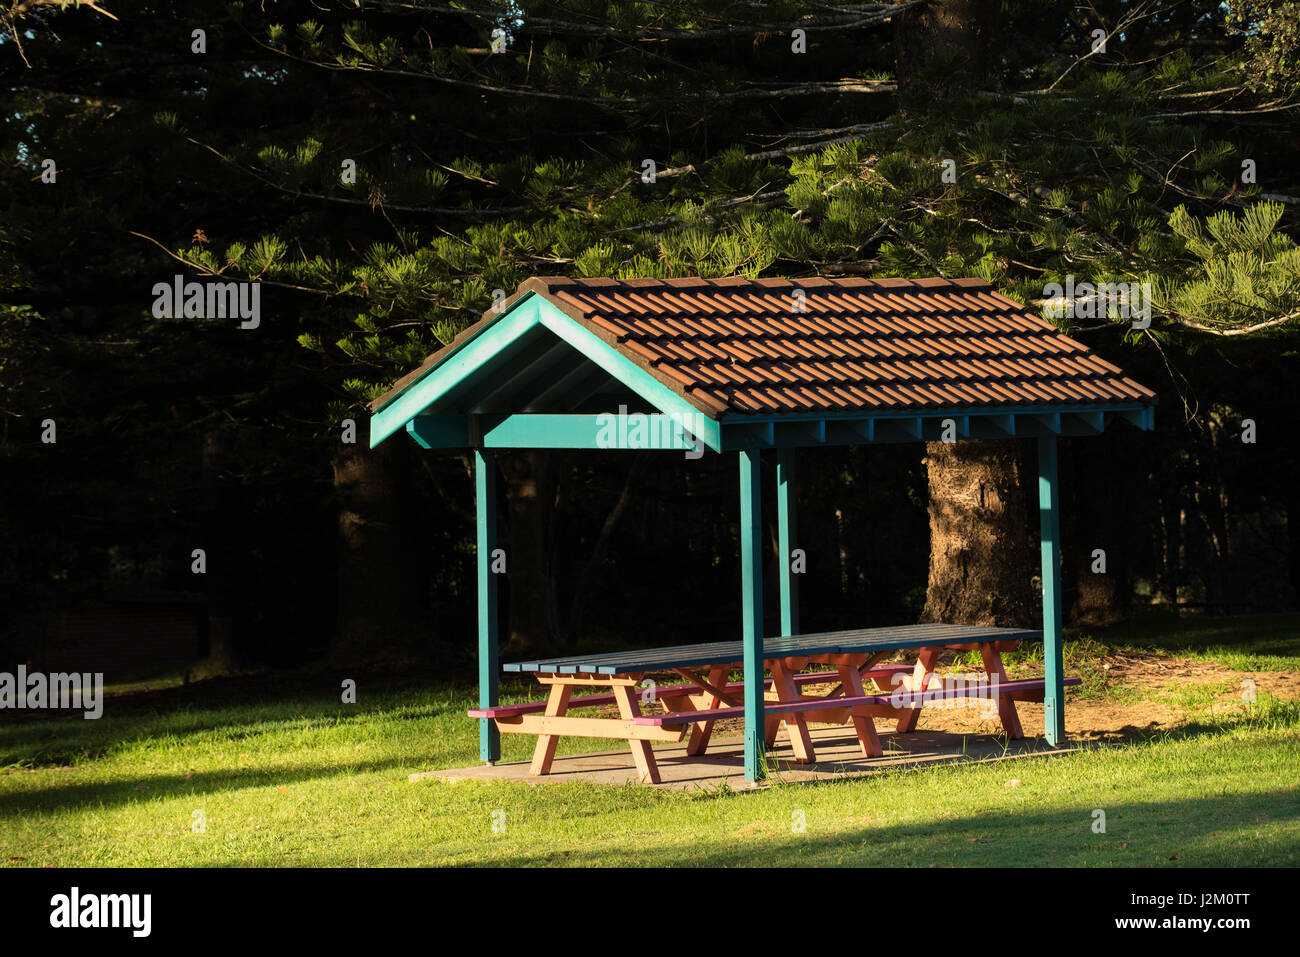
left=495, top=714, right=683, bottom=742
left=467, top=666, right=911, bottom=719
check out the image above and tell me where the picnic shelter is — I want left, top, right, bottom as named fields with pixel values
left=368, top=276, right=1156, bottom=784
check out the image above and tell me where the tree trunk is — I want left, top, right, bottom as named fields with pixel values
left=895, top=0, right=995, bottom=101
left=920, top=440, right=1035, bottom=627
left=898, top=2, right=1031, bottom=628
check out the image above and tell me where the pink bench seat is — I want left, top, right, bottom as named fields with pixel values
left=632, top=676, right=1083, bottom=727
left=468, top=665, right=914, bottom=720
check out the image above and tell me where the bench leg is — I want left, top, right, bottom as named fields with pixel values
left=771, top=660, right=816, bottom=764
left=529, top=683, right=573, bottom=775
left=837, top=665, right=883, bottom=758
left=896, top=647, right=939, bottom=733
left=980, top=643, right=1024, bottom=739
left=859, top=652, right=892, bottom=690
left=764, top=713, right=781, bottom=747
left=612, top=685, right=661, bottom=784
left=686, top=665, right=729, bottom=756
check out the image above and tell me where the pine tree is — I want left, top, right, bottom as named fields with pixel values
left=5, top=0, right=1298, bottom=659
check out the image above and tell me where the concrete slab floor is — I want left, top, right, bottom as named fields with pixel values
left=410, top=726, right=1083, bottom=791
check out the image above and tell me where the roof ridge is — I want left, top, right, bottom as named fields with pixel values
left=529, top=275, right=997, bottom=290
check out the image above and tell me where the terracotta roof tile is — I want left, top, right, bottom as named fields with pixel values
left=622, top=340, right=665, bottom=364
left=370, top=276, right=1158, bottom=417
left=589, top=315, right=632, bottom=338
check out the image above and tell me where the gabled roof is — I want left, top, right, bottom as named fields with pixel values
left=370, top=276, right=1157, bottom=424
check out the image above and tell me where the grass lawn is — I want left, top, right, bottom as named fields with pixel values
left=1083, top=611, right=1300, bottom=672
left=2, top=614, right=1299, bottom=867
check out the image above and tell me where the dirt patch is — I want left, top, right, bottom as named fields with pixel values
left=913, top=697, right=1182, bottom=742
left=1093, top=651, right=1300, bottom=698
left=896, top=654, right=1300, bottom=742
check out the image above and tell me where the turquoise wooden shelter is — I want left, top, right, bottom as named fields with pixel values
left=369, top=276, right=1156, bottom=781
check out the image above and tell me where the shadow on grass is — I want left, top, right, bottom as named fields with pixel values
left=0, top=673, right=542, bottom=769
left=1081, top=611, right=1300, bottom=656
left=4, top=689, right=1294, bottom=821
left=0, top=754, right=425, bottom=816
left=0, top=707, right=418, bottom=767
left=1117, top=696, right=1300, bottom=743
left=486, top=787, right=1300, bottom=867
left=0, top=692, right=480, bottom=767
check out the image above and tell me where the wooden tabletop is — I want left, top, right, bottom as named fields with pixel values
left=502, top=623, right=1042, bottom=675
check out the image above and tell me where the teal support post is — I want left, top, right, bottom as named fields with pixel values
left=776, top=448, right=799, bottom=637
left=739, top=448, right=765, bottom=782
left=1037, top=436, right=1065, bottom=745
left=475, top=448, right=501, bottom=763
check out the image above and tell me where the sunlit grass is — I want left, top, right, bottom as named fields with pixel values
left=1, top=669, right=1297, bottom=867
left=949, top=612, right=1300, bottom=704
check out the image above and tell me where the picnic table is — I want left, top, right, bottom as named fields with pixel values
left=470, top=623, right=1079, bottom=784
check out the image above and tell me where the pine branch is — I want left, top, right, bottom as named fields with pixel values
left=974, top=174, right=1125, bottom=257
left=244, top=26, right=896, bottom=106
left=608, top=189, right=790, bottom=232
left=884, top=219, right=948, bottom=277
left=128, top=230, right=308, bottom=291
left=383, top=1, right=917, bottom=39
left=818, top=261, right=882, bottom=276
left=764, top=121, right=894, bottom=140
left=1145, top=101, right=1299, bottom=119
left=175, top=131, right=556, bottom=216
left=1158, top=86, right=1248, bottom=99
left=656, top=121, right=894, bottom=178
left=1041, top=0, right=1158, bottom=94
left=7, top=0, right=116, bottom=21
left=1166, top=310, right=1300, bottom=336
